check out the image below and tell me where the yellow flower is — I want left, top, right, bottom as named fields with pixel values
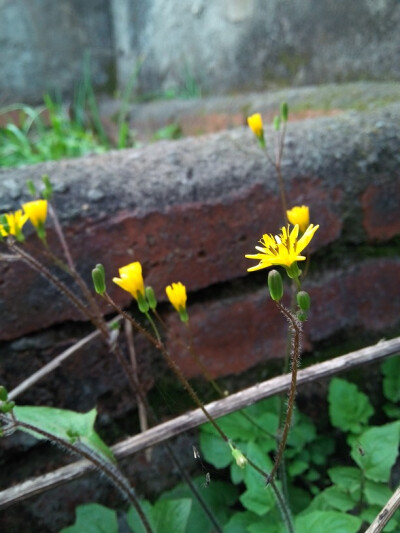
left=23, top=199, right=48, bottom=230
left=286, top=205, right=310, bottom=233
left=0, top=210, right=28, bottom=239
left=247, top=113, right=264, bottom=139
left=166, top=282, right=187, bottom=312
left=112, top=262, right=145, bottom=300
left=245, top=224, right=319, bottom=273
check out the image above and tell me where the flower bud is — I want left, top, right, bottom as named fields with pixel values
left=297, top=291, right=311, bottom=311
left=297, top=310, right=308, bottom=322
left=273, top=115, right=281, bottom=131
left=42, top=174, right=53, bottom=200
left=145, top=286, right=157, bottom=310
left=92, top=264, right=106, bottom=295
left=0, top=386, right=8, bottom=401
left=231, top=448, right=248, bottom=469
left=268, top=270, right=283, bottom=301
left=281, top=102, right=289, bottom=122
left=0, top=400, right=15, bottom=413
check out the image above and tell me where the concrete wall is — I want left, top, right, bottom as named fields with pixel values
left=1, top=0, right=400, bottom=103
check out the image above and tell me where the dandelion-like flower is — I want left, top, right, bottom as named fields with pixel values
left=23, top=200, right=48, bottom=230
left=286, top=205, right=310, bottom=233
left=112, top=262, right=145, bottom=301
left=245, top=224, right=319, bottom=275
left=247, top=113, right=264, bottom=139
left=0, top=210, right=28, bottom=240
left=166, top=282, right=187, bottom=312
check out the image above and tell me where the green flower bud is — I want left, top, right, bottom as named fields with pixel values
left=297, top=290, right=311, bottom=311
left=231, top=448, right=248, bottom=469
left=281, top=102, right=289, bottom=122
left=42, top=175, right=53, bottom=200
left=26, top=179, right=37, bottom=197
left=273, top=115, right=281, bottom=131
left=92, top=264, right=106, bottom=295
left=268, top=270, right=284, bottom=301
left=0, top=400, right=15, bottom=413
left=145, top=286, right=158, bottom=310
left=0, top=386, right=8, bottom=401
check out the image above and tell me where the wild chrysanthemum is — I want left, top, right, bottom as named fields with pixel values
left=0, top=210, right=28, bottom=240
left=245, top=224, right=319, bottom=276
left=286, top=205, right=310, bottom=233
left=166, top=282, right=187, bottom=312
left=112, top=262, right=145, bottom=301
left=23, top=200, right=48, bottom=230
left=247, top=113, right=264, bottom=139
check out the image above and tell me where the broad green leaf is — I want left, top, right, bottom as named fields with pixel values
left=14, top=406, right=115, bottom=463
left=127, top=500, right=155, bottom=533
left=328, top=467, right=361, bottom=499
left=223, top=511, right=259, bottom=532
left=286, top=412, right=316, bottom=450
left=239, top=487, right=275, bottom=517
left=296, top=510, right=362, bottom=533
left=309, top=436, right=335, bottom=466
left=381, top=356, right=400, bottom=402
left=160, top=477, right=237, bottom=533
left=364, top=480, right=393, bottom=506
left=60, top=503, right=118, bottom=533
left=288, top=459, right=308, bottom=477
left=152, top=499, right=192, bottom=533
left=199, top=428, right=232, bottom=468
left=243, top=441, right=273, bottom=493
left=307, top=486, right=356, bottom=512
left=350, top=421, right=400, bottom=482
left=328, top=378, right=374, bottom=434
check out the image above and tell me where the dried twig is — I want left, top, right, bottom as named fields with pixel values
left=0, top=336, right=399, bottom=509
left=365, top=486, right=400, bottom=533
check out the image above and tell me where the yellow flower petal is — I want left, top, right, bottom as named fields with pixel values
left=166, top=282, right=187, bottom=312
left=23, top=199, right=48, bottom=229
left=245, top=224, right=319, bottom=272
left=112, top=261, right=145, bottom=300
left=0, top=210, right=28, bottom=238
left=247, top=113, right=264, bottom=138
left=287, top=205, right=310, bottom=233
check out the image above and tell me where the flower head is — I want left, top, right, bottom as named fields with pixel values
left=247, top=113, right=264, bottom=139
left=245, top=224, right=319, bottom=275
left=0, top=210, right=28, bottom=241
left=286, top=205, right=310, bottom=233
left=23, top=200, right=48, bottom=230
left=166, top=282, right=187, bottom=312
left=112, top=262, right=145, bottom=301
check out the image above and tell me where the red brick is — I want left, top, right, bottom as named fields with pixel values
left=362, top=181, right=400, bottom=240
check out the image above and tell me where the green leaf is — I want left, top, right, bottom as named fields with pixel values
left=160, top=477, right=237, bottom=533
left=60, top=503, right=118, bottom=533
left=199, top=427, right=232, bottom=469
left=295, top=510, right=362, bottom=533
left=14, top=406, right=115, bottom=463
left=364, top=480, right=393, bottom=506
left=152, top=499, right=192, bottom=533
left=223, top=511, right=259, bottom=533
left=350, top=421, right=400, bottom=482
left=328, top=467, right=362, bottom=499
left=127, top=500, right=155, bottom=533
left=286, top=412, right=316, bottom=450
left=239, top=486, right=275, bottom=516
left=242, top=441, right=273, bottom=493
left=307, top=486, right=356, bottom=512
left=383, top=402, right=400, bottom=419
left=381, top=356, right=400, bottom=402
left=328, top=378, right=374, bottom=434
left=288, top=459, right=308, bottom=477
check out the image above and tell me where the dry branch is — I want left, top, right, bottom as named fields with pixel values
left=1, top=336, right=399, bottom=509
left=365, top=485, right=400, bottom=533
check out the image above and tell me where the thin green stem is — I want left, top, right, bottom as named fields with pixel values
left=145, top=311, right=161, bottom=343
